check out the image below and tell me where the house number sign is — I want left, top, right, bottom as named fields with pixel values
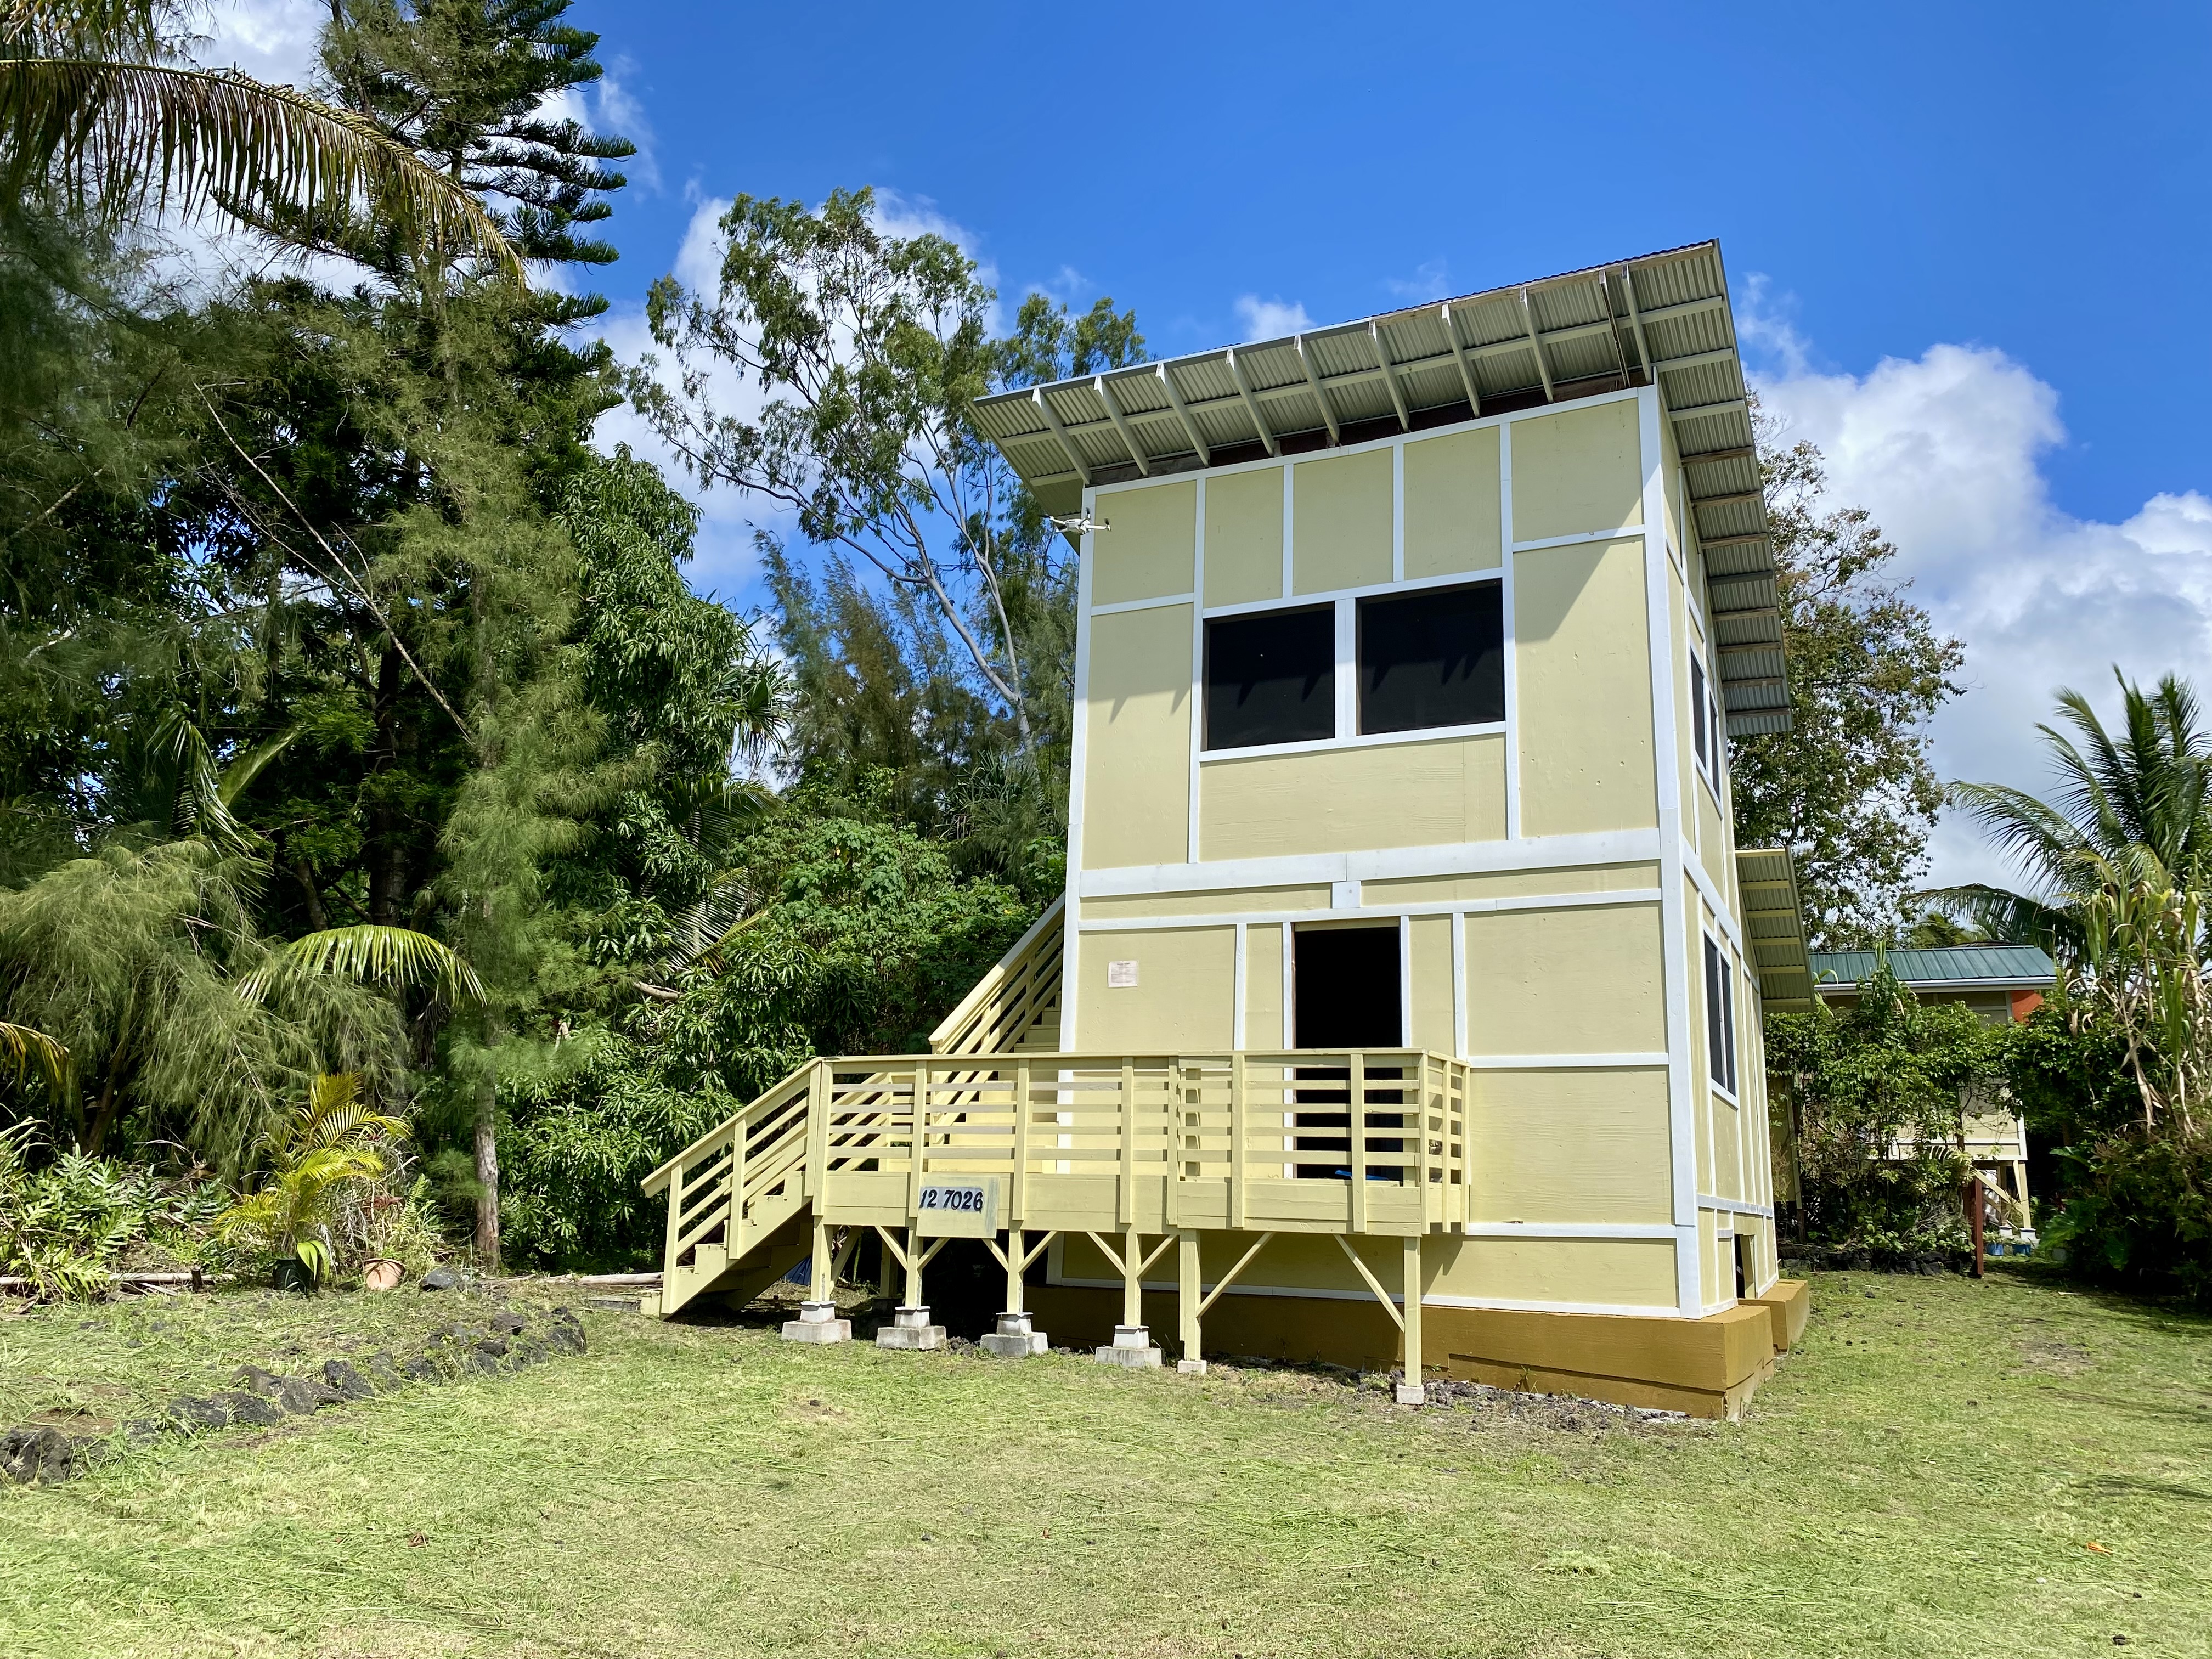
left=914, top=1177, right=1000, bottom=1238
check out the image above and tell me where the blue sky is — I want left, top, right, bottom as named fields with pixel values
left=210, top=1, right=2212, bottom=887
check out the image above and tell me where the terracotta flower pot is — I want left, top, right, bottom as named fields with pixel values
left=362, top=1259, right=404, bottom=1292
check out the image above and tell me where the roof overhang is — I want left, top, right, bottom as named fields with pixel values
left=1737, top=848, right=1814, bottom=1011
left=974, top=240, right=1788, bottom=736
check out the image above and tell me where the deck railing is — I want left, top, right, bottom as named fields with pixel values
left=644, top=1046, right=1473, bottom=1272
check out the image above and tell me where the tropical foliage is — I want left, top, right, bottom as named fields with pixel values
left=1767, top=956, right=2002, bottom=1254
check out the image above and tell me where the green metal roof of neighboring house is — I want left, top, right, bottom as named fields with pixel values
left=1809, top=945, right=2056, bottom=993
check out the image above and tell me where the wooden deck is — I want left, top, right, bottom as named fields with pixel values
left=641, top=1046, right=1472, bottom=1376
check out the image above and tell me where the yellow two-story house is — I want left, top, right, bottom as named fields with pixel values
left=646, top=241, right=1813, bottom=1418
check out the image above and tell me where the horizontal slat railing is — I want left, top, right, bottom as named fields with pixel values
left=650, top=1047, right=1473, bottom=1306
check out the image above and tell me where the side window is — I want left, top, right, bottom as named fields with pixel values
left=1690, top=654, right=1711, bottom=775
left=1703, top=934, right=1737, bottom=1095
left=1204, top=605, right=1334, bottom=751
left=1357, top=581, right=1504, bottom=736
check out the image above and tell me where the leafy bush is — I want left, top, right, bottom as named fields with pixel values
left=218, top=1074, right=404, bottom=1287
left=2044, top=1127, right=2212, bottom=1303
left=0, top=1124, right=229, bottom=1297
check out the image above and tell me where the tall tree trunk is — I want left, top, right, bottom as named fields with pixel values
left=473, top=1044, right=500, bottom=1269
left=368, top=640, right=406, bottom=926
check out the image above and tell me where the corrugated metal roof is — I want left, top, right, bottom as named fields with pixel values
left=1810, top=946, right=2057, bottom=991
left=974, top=240, right=1790, bottom=736
left=1738, top=848, right=1814, bottom=1011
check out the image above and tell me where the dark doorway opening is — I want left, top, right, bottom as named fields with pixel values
left=1293, top=924, right=1404, bottom=1181
left=1733, top=1233, right=1754, bottom=1301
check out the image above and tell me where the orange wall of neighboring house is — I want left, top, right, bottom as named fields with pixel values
left=2009, top=989, right=2044, bottom=1023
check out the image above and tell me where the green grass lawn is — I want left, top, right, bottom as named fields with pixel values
left=2, top=1265, right=2208, bottom=1658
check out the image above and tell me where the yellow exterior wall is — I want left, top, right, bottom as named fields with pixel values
left=1713, top=1091, right=1743, bottom=1201
left=1200, top=733, right=1506, bottom=860
left=1408, top=914, right=1454, bottom=1052
left=1463, top=904, right=1666, bottom=1056
left=1464, top=1066, right=1673, bottom=1222
left=1363, top=861, right=1660, bottom=906
left=1081, top=605, right=1192, bottom=870
left=1082, top=884, right=1331, bottom=921
left=1293, top=449, right=1392, bottom=594
left=1514, top=537, right=1656, bottom=837
left=1510, top=399, right=1643, bottom=544
left=1404, top=427, right=1502, bottom=578
left=1659, top=400, right=1683, bottom=558
left=1431, top=1237, right=1679, bottom=1310
left=1245, top=922, right=1285, bottom=1047
left=1073, top=926, right=1235, bottom=1052
left=1204, top=467, right=1283, bottom=607
left=1671, top=565, right=1696, bottom=834
left=1697, top=782, right=1727, bottom=870
left=1091, top=479, right=1195, bottom=605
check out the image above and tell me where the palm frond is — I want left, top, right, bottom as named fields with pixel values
left=0, top=57, right=522, bottom=280
left=216, top=726, right=299, bottom=811
left=236, top=926, right=484, bottom=1007
left=1916, top=884, right=2080, bottom=958
left=0, top=1019, right=68, bottom=1090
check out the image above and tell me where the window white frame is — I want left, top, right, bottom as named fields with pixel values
left=1702, top=930, right=1738, bottom=1099
left=1200, top=574, right=1507, bottom=759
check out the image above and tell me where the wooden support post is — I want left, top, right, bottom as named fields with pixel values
left=804, top=1059, right=830, bottom=1200
left=1119, top=1059, right=1138, bottom=1227
left=1229, top=1051, right=1248, bottom=1229
left=1350, top=1051, right=1369, bottom=1233
left=662, top=1153, right=685, bottom=1285
left=1177, top=1229, right=1203, bottom=1369
left=1005, top=1228, right=1025, bottom=1317
left=1400, top=1233, right=1425, bottom=1403
left=1122, top=1221, right=1143, bottom=1328
left=904, top=1226, right=926, bottom=1308
left=1011, top=1058, right=1032, bottom=1225
left=808, top=1212, right=832, bottom=1303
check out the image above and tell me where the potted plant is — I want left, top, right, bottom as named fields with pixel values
left=222, top=1074, right=404, bottom=1293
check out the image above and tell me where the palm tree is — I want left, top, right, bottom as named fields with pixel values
left=1929, top=670, right=2212, bottom=953
left=0, top=0, right=517, bottom=276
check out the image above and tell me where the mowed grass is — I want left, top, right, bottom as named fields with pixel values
left=2, top=1267, right=2208, bottom=1659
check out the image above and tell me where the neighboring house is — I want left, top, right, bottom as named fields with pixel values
left=645, top=241, right=1814, bottom=1418
left=1809, top=945, right=2055, bottom=1238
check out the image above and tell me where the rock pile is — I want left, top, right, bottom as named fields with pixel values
left=3, top=1305, right=585, bottom=1487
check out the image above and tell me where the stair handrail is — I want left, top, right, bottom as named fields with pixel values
left=642, top=1059, right=814, bottom=1198
left=929, top=895, right=1064, bottom=1055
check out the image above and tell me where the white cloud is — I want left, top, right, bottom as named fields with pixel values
left=1384, top=259, right=1450, bottom=304
left=196, top=0, right=324, bottom=86
left=1750, top=331, right=2212, bottom=898
left=1234, top=295, right=1313, bottom=341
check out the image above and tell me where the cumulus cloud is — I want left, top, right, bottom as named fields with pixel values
left=1233, top=295, right=1313, bottom=341
left=1748, top=319, right=2212, bottom=894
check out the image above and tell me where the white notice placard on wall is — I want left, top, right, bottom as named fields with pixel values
left=1106, top=960, right=1138, bottom=988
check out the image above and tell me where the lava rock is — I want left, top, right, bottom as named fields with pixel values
left=364, top=1352, right=405, bottom=1392
left=420, top=1267, right=461, bottom=1291
left=400, top=1355, right=447, bottom=1384
left=124, top=1418, right=172, bottom=1449
left=212, top=1390, right=284, bottom=1427
left=233, top=1367, right=336, bottom=1415
left=545, top=1313, right=586, bottom=1355
left=2, top=1426, right=70, bottom=1483
left=323, top=1360, right=375, bottom=1402
left=166, top=1396, right=230, bottom=1431
left=488, top=1310, right=527, bottom=1336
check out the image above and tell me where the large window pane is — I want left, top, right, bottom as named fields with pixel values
left=1204, top=605, right=1335, bottom=750
left=1357, top=582, right=1504, bottom=735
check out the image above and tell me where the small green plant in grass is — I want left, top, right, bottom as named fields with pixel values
left=219, top=1074, right=404, bottom=1289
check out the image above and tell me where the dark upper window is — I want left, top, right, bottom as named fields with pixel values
left=1704, top=934, right=1737, bottom=1094
left=1357, top=582, right=1504, bottom=736
left=1204, top=605, right=1334, bottom=751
